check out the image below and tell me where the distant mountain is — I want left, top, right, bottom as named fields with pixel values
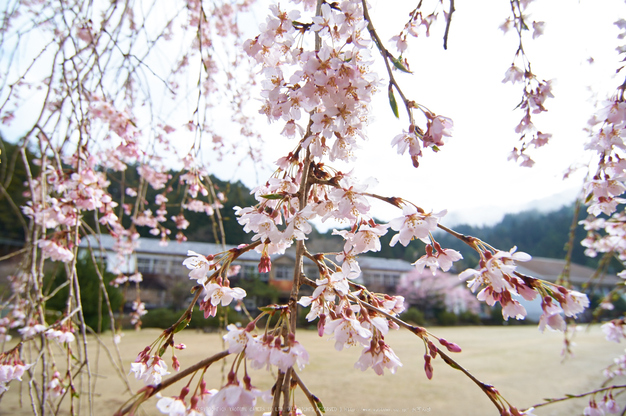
left=444, top=188, right=581, bottom=227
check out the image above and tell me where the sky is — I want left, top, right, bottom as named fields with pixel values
left=2, top=0, right=624, bottom=231
left=209, top=0, right=626, bottom=230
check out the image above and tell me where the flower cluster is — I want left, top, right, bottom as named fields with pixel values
left=500, top=0, right=553, bottom=167
left=245, top=1, right=377, bottom=162
left=583, top=394, right=620, bottom=415
left=0, top=349, right=31, bottom=394
left=130, top=348, right=171, bottom=386
left=579, top=97, right=626, bottom=270
left=47, top=371, right=66, bottom=399
left=298, top=271, right=407, bottom=375
left=224, top=324, right=309, bottom=373
left=183, top=250, right=247, bottom=318
left=459, top=246, right=589, bottom=330
left=389, top=1, right=447, bottom=54
left=156, top=382, right=219, bottom=416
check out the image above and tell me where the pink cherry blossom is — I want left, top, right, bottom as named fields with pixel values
left=349, top=223, right=389, bottom=254
left=502, top=65, right=525, bottom=84
left=558, top=289, right=590, bottom=317
left=602, top=320, right=625, bottom=343
left=223, top=324, right=252, bottom=354
left=391, top=129, right=421, bottom=158
left=324, top=313, right=372, bottom=351
left=156, top=396, right=187, bottom=416
left=45, top=328, right=76, bottom=344
left=204, top=382, right=261, bottom=416
left=423, top=114, right=453, bottom=147
left=47, top=371, right=66, bottom=399
left=388, top=206, right=445, bottom=247
left=354, top=341, right=403, bottom=375
left=501, top=299, right=527, bottom=321
left=0, top=360, right=32, bottom=393
left=130, top=355, right=170, bottom=385
left=37, top=239, right=74, bottom=263
left=204, top=283, right=247, bottom=308
left=532, top=21, right=546, bottom=38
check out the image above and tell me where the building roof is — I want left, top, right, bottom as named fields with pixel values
left=82, top=234, right=262, bottom=261
left=515, top=256, right=619, bottom=289
left=358, top=256, right=414, bottom=272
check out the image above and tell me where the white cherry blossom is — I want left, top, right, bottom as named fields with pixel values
left=182, top=250, right=214, bottom=285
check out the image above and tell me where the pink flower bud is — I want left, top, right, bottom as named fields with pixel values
left=423, top=354, right=433, bottom=380
left=427, top=340, right=438, bottom=358
left=438, top=338, right=462, bottom=353
left=190, top=395, right=199, bottom=409
left=317, top=314, right=326, bottom=337
left=258, top=255, right=271, bottom=273
left=180, top=386, right=189, bottom=399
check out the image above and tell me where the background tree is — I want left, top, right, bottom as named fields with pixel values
left=45, top=253, right=123, bottom=333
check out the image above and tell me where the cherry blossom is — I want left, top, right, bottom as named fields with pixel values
left=423, top=114, right=453, bottom=147
left=130, top=355, right=170, bottom=386
left=204, top=282, right=247, bottom=309
left=388, top=206, right=445, bottom=247
left=413, top=243, right=462, bottom=273
left=502, top=65, right=525, bottom=84
left=204, top=381, right=261, bottom=416
left=223, top=324, right=252, bottom=354
left=37, top=239, right=74, bottom=263
left=47, top=371, right=66, bottom=399
left=354, top=340, right=403, bottom=375
left=349, top=223, right=389, bottom=254
left=391, top=129, right=422, bottom=161
left=156, top=395, right=187, bottom=416
left=324, top=312, right=373, bottom=351
left=183, top=251, right=215, bottom=284
left=46, top=328, right=76, bottom=344
left=0, top=355, right=32, bottom=394
left=584, top=400, right=604, bottom=416
left=557, top=288, right=590, bottom=317
left=602, top=320, right=626, bottom=343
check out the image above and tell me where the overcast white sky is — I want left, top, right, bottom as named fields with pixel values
left=2, top=1, right=623, bottom=230
left=210, top=0, right=625, bottom=229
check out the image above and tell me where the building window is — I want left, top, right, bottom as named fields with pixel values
left=137, top=257, right=153, bottom=273
left=363, top=272, right=398, bottom=288
left=383, top=273, right=398, bottom=287
left=306, top=266, right=320, bottom=280
left=274, top=265, right=293, bottom=281
left=154, top=259, right=171, bottom=274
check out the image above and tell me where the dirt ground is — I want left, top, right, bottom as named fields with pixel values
left=2, top=324, right=624, bottom=416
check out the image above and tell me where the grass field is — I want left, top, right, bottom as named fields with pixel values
left=2, top=324, right=624, bottom=416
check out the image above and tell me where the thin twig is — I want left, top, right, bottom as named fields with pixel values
left=292, top=370, right=322, bottom=416
left=530, top=384, right=626, bottom=410
left=443, top=0, right=455, bottom=50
